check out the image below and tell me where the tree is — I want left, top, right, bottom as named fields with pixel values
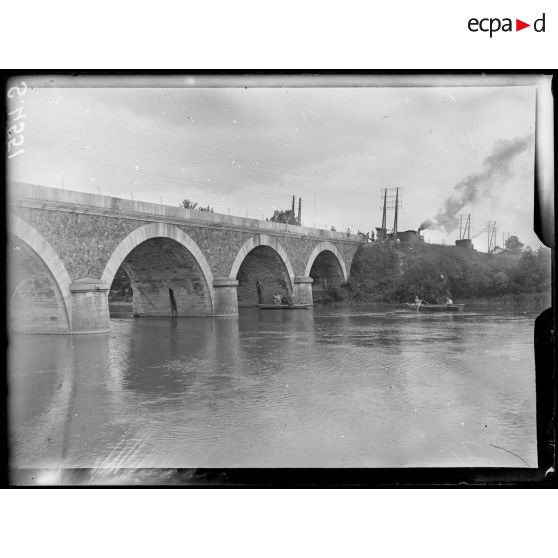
left=270, top=208, right=298, bottom=225
left=108, top=266, right=133, bottom=302
left=505, top=235, right=524, bottom=254
left=509, top=247, right=551, bottom=293
left=180, top=199, right=198, bottom=210
left=180, top=199, right=214, bottom=213
left=395, top=256, right=450, bottom=303
left=347, top=244, right=400, bottom=302
left=341, top=241, right=549, bottom=305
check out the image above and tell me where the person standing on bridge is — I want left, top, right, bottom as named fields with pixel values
left=256, top=280, right=264, bottom=304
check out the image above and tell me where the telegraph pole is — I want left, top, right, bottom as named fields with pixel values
left=381, top=189, right=387, bottom=231
left=393, top=187, right=399, bottom=239
left=487, top=221, right=497, bottom=253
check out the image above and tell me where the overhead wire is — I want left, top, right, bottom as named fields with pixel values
left=28, top=88, right=365, bottom=194
left=24, top=88, right=369, bottom=228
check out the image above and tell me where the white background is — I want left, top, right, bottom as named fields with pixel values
left=2, top=1, right=555, bottom=555
left=1, top=1, right=556, bottom=68
left=1, top=489, right=556, bottom=556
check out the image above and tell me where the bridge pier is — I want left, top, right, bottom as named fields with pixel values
left=70, top=278, right=110, bottom=333
left=293, top=276, right=314, bottom=305
left=213, top=278, right=239, bottom=317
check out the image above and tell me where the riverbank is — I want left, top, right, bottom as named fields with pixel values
left=313, top=290, right=551, bottom=314
left=459, top=292, right=551, bottom=310
left=342, top=241, right=551, bottom=305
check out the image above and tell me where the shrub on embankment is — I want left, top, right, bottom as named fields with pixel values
left=108, top=267, right=133, bottom=302
left=340, top=242, right=551, bottom=304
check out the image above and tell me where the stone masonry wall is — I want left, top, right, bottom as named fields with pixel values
left=11, top=206, right=362, bottom=285
left=8, top=237, right=70, bottom=332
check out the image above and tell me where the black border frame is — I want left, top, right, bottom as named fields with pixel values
left=1, top=69, right=555, bottom=487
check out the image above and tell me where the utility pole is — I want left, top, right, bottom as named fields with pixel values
left=392, top=187, right=399, bottom=239
left=377, top=187, right=402, bottom=241
left=487, top=221, right=497, bottom=253
left=460, top=213, right=471, bottom=240
left=381, top=188, right=387, bottom=231
left=297, top=197, right=302, bottom=225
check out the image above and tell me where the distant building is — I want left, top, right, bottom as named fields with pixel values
left=455, top=239, right=474, bottom=250
left=375, top=227, right=388, bottom=241
left=386, top=230, right=424, bottom=244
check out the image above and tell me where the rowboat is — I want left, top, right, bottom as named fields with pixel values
left=404, top=303, right=465, bottom=312
left=258, top=304, right=311, bottom=310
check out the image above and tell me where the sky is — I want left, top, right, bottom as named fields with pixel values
left=8, top=82, right=540, bottom=251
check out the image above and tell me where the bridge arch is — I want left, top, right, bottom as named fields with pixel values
left=101, top=223, right=215, bottom=315
left=8, top=215, right=72, bottom=332
left=230, top=235, right=294, bottom=307
left=304, top=242, right=348, bottom=295
left=305, top=242, right=348, bottom=281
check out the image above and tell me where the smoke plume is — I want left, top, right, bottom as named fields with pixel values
left=418, top=135, right=532, bottom=234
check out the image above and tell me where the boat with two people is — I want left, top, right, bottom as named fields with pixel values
left=405, top=295, right=465, bottom=313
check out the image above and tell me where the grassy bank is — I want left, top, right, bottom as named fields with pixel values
left=333, top=241, right=551, bottom=305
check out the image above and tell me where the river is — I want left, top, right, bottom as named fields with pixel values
left=8, top=304, right=540, bottom=482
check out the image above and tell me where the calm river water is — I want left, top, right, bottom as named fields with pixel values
left=9, top=305, right=539, bottom=480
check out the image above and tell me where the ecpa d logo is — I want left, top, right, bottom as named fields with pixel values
left=468, top=13, right=545, bottom=37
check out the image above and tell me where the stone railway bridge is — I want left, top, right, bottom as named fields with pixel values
left=8, top=183, right=364, bottom=334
